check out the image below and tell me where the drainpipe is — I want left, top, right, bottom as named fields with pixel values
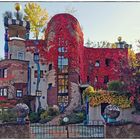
left=34, top=42, right=41, bottom=114
left=4, top=28, right=9, bottom=59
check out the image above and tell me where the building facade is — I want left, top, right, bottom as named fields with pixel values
left=0, top=59, right=29, bottom=111
left=1, top=11, right=132, bottom=112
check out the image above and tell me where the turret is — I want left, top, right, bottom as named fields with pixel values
left=3, top=3, right=30, bottom=59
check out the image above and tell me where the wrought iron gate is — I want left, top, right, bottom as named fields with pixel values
left=30, top=123, right=104, bottom=139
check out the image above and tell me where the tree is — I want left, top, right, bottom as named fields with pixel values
left=108, top=80, right=126, bottom=96
left=85, top=38, right=93, bottom=47
left=64, top=6, right=77, bottom=15
left=24, top=2, right=49, bottom=39
left=93, top=41, right=111, bottom=48
left=116, top=47, right=140, bottom=103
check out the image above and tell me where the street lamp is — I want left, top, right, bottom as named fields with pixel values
left=34, top=52, right=39, bottom=62
left=85, top=95, right=89, bottom=125
left=63, top=117, right=69, bottom=138
left=36, top=90, right=42, bottom=97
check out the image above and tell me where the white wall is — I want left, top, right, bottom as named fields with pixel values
left=25, top=50, right=48, bottom=111
left=89, top=105, right=104, bottom=121
left=89, top=105, right=135, bottom=122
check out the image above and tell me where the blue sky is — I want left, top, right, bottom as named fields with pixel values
left=1, top=1, right=140, bottom=57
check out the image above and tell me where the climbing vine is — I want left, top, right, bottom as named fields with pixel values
left=83, top=87, right=132, bottom=109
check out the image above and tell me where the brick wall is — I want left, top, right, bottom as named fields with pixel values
left=0, top=122, right=31, bottom=138
left=106, top=123, right=140, bottom=138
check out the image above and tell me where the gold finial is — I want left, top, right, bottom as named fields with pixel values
left=111, top=43, right=117, bottom=48
left=118, top=36, right=122, bottom=42
left=15, top=3, right=21, bottom=11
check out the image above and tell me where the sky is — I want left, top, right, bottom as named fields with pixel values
left=0, top=1, right=140, bottom=58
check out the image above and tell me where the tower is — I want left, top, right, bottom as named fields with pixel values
left=45, top=13, right=84, bottom=111
left=3, top=3, right=30, bottom=59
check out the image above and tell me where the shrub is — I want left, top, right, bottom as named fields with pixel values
left=39, top=107, right=59, bottom=123
left=0, top=108, right=17, bottom=123
left=40, top=111, right=48, bottom=120
left=47, top=107, right=59, bottom=116
left=108, top=81, right=126, bottom=95
left=60, top=112, right=86, bottom=125
left=29, top=112, right=40, bottom=123
left=39, top=116, right=53, bottom=124
left=76, top=112, right=86, bottom=120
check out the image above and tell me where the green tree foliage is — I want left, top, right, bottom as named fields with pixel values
left=107, top=80, right=128, bottom=96
left=29, top=112, right=40, bottom=123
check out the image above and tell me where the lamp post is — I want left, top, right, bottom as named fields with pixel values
left=85, top=95, right=89, bottom=125
left=63, top=117, right=69, bottom=138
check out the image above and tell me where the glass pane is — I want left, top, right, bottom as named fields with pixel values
left=58, top=86, right=62, bottom=93
left=61, top=87, right=65, bottom=93
left=0, top=89, right=2, bottom=96
left=62, top=58, right=68, bottom=65
left=18, top=52, right=25, bottom=60
left=3, top=89, right=7, bottom=96
left=4, top=69, right=8, bottom=78
left=63, top=66, right=68, bottom=73
left=58, top=56, right=64, bottom=59
left=58, top=75, right=64, bottom=78
left=58, top=96, right=62, bottom=102
left=58, top=47, right=61, bottom=52
left=58, top=79, right=65, bottom=85
left=65, top=79, right=68, bottom=86
left=58, top=59, right=61, bottom=65
left=58, top=65, right=62, bottom=73
left=61, top=47, right=65, bottom=52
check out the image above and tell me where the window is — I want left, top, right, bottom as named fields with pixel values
left=95, top=60, right=100, bottom=67
left=16, top=90, right=23, bottom=98
left=0, top=88, right=8, bottom=97
left=58, top=75, right=68, bottom=95
left=3, top=69, right=8, bottom=78
left=87, top=76, right=90, bottom=83
left=105, top=59, right=110, bottom=67
left=57, top=45, right=69, bottom=107
left=17, top=52, right=24, bottom=60
left=0, top=108, right=8, bottom=115
left=58, top=56, right=68, bottom=73
left=95, top=76, right=98, bottom=83
left=34, top=70, right=37, bottom=78
left=48, top=83, right=52, bottom=90
left=104, top=76, right=109, bottom=84
left=0, top=109, right=2, bottom=115
left=49, top=64, right=52, bottom=71
left=0, top=69, right=3, bottom=78
left=34, top=70, right=44, bottom=78
left=58, top=47, right=67, bottom=53
left=3, top=89, right=7, bottom=96
left=58, top=96, right=68, bottom=106
left=79, top=75, right=81, bottom=83
left=40, top=71, right=43, bottom=78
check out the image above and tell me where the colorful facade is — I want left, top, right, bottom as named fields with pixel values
left=1, top=12, right=132, bottom=112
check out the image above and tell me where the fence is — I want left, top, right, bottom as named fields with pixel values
left=30, top=122, right=104, bottom=139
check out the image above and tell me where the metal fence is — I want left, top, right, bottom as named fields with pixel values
left=30, top=122, right=104, bottom=139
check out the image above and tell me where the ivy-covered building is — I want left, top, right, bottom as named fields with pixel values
left=0, top=11, right=133, bottom=112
